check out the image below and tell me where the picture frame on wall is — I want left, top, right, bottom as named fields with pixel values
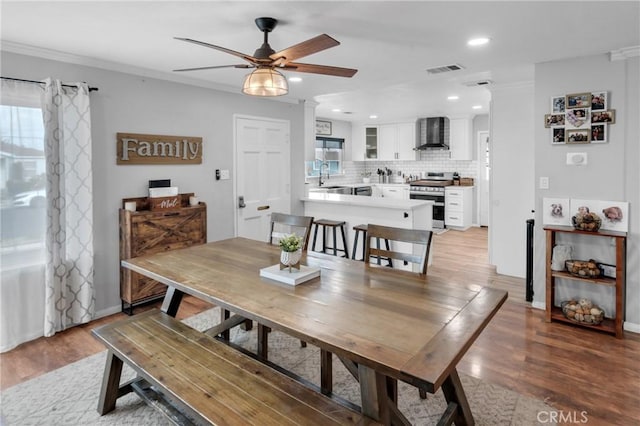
left=544, top=114, right=565, bottom=127
left=542, top=197, right=571, bottom=226
left=552, top=128, right=565, bottom=144
left=566, top=129, right=590, bottom=143
left=566, top=92, right=591, bottom=109
left=570, top=199, right=629, bottom=232
left=591, top=91, right=607, bottom=111
left=591, top=124, right=606, bottom=143
left=551, top=95, right=566, bottom=113
left=315, top=120, right=332, bottom=135
left=591, top=110, right=615, bottom=124
left=565, top=108, right=589, bottom=128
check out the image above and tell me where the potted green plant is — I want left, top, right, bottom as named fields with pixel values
left=361, top=171, right=372, bottom=183
left=279, top=233, right=303, bottom=271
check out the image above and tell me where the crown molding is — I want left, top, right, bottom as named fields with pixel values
left=1, top=40, right=300, bottom=104
left=610, top=46, right=640, bottom=61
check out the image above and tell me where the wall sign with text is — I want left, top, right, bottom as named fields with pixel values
left=116, top=133, right=203, bottom=165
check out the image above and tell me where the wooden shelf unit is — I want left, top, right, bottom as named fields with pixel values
left=119, top=193, right=206, bottom=314
left=544, top=225, right=626, bottom=338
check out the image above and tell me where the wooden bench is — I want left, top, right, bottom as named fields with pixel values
left=92, top=309, right=376, bottom=425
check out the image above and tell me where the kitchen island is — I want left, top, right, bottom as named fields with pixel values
left=302, top=192, right=433, bottom=270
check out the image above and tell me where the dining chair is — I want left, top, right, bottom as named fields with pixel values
left=269, top=212, right=314, bottom=250
left=364, top=223, right=433, bottom=399
left=266, top=212, right=314, bottom=349
left=364, top=224, right=433, bottom=275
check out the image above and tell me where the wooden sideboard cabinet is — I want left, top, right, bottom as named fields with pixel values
left=119, top=193, right=206, bottom=314
left=544, top=225, right=626, bottom=338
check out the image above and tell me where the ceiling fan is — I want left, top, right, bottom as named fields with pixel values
left=173, top=17, right=358, bottom=96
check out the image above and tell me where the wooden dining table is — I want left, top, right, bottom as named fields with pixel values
left=122, top=237, right=507, bottom=425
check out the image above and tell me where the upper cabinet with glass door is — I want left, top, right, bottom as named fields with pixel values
left=352, top=123, right=416, bottom=161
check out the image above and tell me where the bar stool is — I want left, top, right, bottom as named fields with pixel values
left=311, top=219, right=349, bottom=258
left=352, top=224, right=393, bottom=266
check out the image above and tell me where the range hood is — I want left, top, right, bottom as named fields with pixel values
left=414, top=117, right=449, bottom=150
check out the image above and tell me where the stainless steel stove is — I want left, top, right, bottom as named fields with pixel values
left=410, top=173, right=454, bottom=229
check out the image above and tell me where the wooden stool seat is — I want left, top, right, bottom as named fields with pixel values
left=311, top=220, right=349, bottom=258
left=352, top=224, right=393, bottom=266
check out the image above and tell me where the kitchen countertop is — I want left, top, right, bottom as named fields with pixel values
left=302, top=192, right=433, bottom=210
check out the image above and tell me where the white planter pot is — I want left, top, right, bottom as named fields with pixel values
left=280, top=249, right=302, bottom=268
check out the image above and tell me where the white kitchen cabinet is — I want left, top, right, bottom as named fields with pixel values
left=445, top=186, right=473, bottom=230
left=353, top=123, right=416, bottom=161
left=379, top=123, right=417, bottom=161
left=379, top=184, right=410, bottom=200
left=449, top=118, right=472, bottom=160
left=351, top=125, right=379, bottom=161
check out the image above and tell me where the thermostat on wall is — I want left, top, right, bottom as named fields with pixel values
left=567, top=152, right=587, bottom=166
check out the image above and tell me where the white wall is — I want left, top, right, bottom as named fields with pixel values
left=2, top=51, right=306, bottom=314
left=489, top=83, right=535, bottom=278
left=533, top=53, right=639, bottom=330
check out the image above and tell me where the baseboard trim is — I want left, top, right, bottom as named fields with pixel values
left=95, top=304, right=122, bottom=319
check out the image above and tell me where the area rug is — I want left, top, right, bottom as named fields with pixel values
left=1, top=308, right=554, bottom=425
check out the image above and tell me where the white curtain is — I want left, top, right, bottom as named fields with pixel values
left=0, top=78, right=95, bottom=351
left=42, top=78, right=95, bottom=336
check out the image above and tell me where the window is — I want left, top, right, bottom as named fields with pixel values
left=0, top=103, right=46, bottom=267
left=305, top=137, right=345, bottom=177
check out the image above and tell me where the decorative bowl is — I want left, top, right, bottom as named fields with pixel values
left=565, top=259, right=601, bottom=278
left=561, top=299, right=604, bottom=325
left=571, top=212, right=602, bottom=232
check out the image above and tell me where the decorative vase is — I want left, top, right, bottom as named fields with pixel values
left=280, top=249, right=302, bottom=272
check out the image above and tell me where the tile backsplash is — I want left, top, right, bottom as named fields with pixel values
left=308, top=150, right=478, bottom=185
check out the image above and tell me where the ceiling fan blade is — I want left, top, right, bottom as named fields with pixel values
left=270, top=34, right=339, bottom=64
left=284, top=62, right=358, bottom=78
left=174, top=37, right=258, bottom=64
left=173, top=64, right=253, bottom=72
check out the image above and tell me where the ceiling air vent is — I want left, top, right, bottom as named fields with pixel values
left=462, top=80, right=493, bottom=87
left=426, top=64, right=464, bottom=75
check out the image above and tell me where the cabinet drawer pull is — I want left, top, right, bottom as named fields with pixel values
left=257, top=205, right=270, bottom=211
left=163, top=212, right=180, bottom=217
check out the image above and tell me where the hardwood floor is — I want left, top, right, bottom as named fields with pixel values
left=2, top=227, right=638, bottom=425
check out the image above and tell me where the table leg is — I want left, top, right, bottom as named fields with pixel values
left=257, top=324, right=269, bottom=360
left=358, top=364, right=389, bottom=423
left=441, top=368, right=474, bottom=426
left=160, top=286, right=184, bottom=317
left=220, top=309, right=231, bottom=341
left=320, top=349, right=333, bottom=395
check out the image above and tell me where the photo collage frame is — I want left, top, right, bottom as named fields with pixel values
left=545, top=91, right=615, bottom=145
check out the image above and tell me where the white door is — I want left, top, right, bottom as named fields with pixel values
left=235, top=116, right=290, bottom=241
left=478, top=131, right=490, bottom=226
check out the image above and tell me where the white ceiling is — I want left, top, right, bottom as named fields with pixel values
left=2, top=1, right=639, bottom=123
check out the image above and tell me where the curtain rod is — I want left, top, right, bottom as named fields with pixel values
left=1, top=76, right=99, bottom=92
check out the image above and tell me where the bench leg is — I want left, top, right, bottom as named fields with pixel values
left=98, top=350, right=124, bottom=415
left=220, top=309, right=231, bottom=341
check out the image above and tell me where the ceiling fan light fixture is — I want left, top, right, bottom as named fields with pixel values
left=242, top=67, right=288, bottom=96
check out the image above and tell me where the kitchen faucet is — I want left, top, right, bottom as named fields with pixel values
left=318, top=161, right=329, bottom=186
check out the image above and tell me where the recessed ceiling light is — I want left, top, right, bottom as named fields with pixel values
left=288, top=77, right=302, bottom=82
left=468, top=37, right=490, bottom=47
left=472, top=105, right=482, bottom=110
left=332, top=108, right=341, bottom=112
left=447, top=95, right=459, bottom=101
left=369, top=115, right=378, bottom=119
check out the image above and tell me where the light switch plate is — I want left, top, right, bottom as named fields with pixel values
left=539, top=176, right=549, bottom=190
left=567, top=152, right=587, bottom=166
left=220, top=169, right=230, bottom=180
